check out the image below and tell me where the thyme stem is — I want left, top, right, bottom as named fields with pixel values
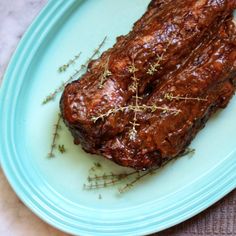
left=98, top=56, right=112, bottom=88
left=42, top=36, right=107, bottom=105
left=118, top=171, right=150, bottom=193
left=88, top=171, right=138, bottom=182
left=165, top=93, right=208, bottom=102
left=84, top=148, right=195, bottom=193
left=129, top=59, right=140, bottom=140
left=91, top=104, right=180, bottom=123
left=48, top=113, right=62, bottom=158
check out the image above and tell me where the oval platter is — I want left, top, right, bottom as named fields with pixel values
left=0, top=0, right=236, bottom=235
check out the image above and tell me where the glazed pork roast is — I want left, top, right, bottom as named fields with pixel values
left=60, top=0, right=236, bottom=170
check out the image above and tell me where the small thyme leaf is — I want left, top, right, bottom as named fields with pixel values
left=58, top=52, right=82, bottom=73
left=180, top=148, right=195, bottom=158
left=89, top=162, right=102, bottom=172
left=58, top=144, right=66, bottom=154
left=128, top=64, right=139, bottom=74
left=42, top=36, right=107, bottom=105
left=94, top=162, right=102, bottom=168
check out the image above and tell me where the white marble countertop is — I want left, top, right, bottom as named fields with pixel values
left=0, top=1, right=235, bottom=236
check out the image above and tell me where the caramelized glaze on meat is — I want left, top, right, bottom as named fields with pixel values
left=60, top=0, right=236, bottom=170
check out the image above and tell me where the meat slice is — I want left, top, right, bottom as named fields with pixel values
left=100, top=19, right=236, bottom=170
left=61, top=0, right=236, bottom=153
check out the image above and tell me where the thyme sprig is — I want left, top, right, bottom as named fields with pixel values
left=84, top=179, right=120, bottom=190
left=147, top=54, right=164, bottom=75
left=118, top=171, right=151, bottom=193
left=84, top=171, right=136, bottom=190
left=147, top=40, right=172, bottom=75
left=165, top=93, right=208, bottom=102
left=87, top=171, right=137, bottom=182
left=119, top=148, right=195, bottom=193
left=48, top=113, right=62, bottom=158
left=84, top=148, right=195, bottom=193
left=58, top=52, right=82, bottom=73
left=129, top=60, right=140, bottom=140
left=91, top=59, right=180, bottom=140
left=91, top=104, right=180, bottom=123
left=98, top=56, right=112, bottom=89
left=42, top=82, right=67, bottom=105
left=42, top=36, right=107, bottom=105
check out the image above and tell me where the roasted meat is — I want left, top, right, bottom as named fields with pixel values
left=101, top=19, right=236, bottom=169
left=60, top=0, right=236, bottom=170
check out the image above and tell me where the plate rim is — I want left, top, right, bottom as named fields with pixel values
left=0, top=0, right=236, bottom=235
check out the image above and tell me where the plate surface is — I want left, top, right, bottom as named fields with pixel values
left=0, top=0, right=236, bottom=235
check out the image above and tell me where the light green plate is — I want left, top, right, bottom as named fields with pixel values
left=0, top=0, right=235, bottom=235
